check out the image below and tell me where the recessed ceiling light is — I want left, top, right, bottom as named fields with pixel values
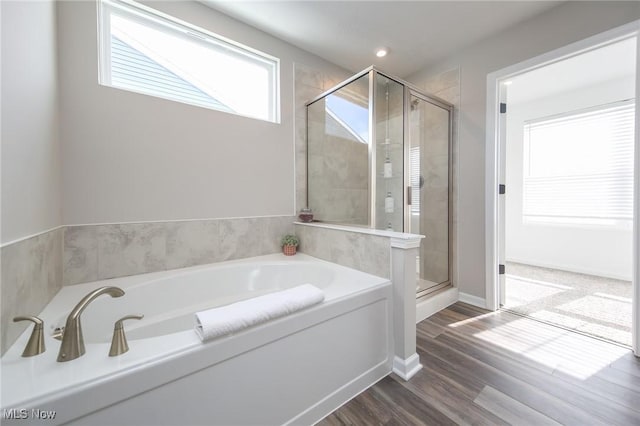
left=376, top=48, right=388, bottom=58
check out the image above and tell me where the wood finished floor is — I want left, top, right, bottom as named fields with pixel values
left=318, top=302, right=640, bottom=426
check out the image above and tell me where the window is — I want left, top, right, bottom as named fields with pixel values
left=523, top=100, right=635, bottom=226
left=98, top=0, right=279, bottom=122
left=325, top=92, right=369, bottom=144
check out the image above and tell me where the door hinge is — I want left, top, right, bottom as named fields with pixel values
left=500, top=103, right=507, bottom=114
left=499, top=264, right=505, bottom=275
left=499, top=184, right=506, bottom=195
left=407, top=186, right=412, bottom=205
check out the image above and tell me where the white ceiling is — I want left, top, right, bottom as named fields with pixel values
left=202, top=1, right=563, bottom=78
left=508, top=37, right=637, bottom=105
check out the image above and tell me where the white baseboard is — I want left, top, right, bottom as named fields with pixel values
left=392, top=354, right=422, bottom=381
left=289, top=359, right=391, bottom=425
left=505, top=257, right=632, bottom=282
left=416, top=287, right=458, bottom=323
left=458, top=292, right=486, bottom=309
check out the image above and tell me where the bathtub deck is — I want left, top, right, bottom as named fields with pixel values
left=319, top=302, right=640, bottom=425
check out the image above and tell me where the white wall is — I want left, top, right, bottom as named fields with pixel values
left=57, top=0, right=349, bottom=226
left=407, top=1, right=640, bottom=299
left=1, top=0, right=62, bottom=244
left=506, top=77, right=635, bottom=280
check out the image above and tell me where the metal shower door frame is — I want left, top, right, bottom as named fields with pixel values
left=403, top=87, right=455, bottom=294
left=305, top=67, right=454, bottom=286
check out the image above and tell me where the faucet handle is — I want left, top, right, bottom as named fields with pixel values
left=13, top=316, right=45, bottom=357
left=109, top=315, right=143, bottom=357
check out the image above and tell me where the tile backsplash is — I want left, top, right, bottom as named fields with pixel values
left=64, top=216, right=295, bottom=285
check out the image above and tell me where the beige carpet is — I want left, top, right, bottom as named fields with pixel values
left=503, top=263, right=632, bottom=347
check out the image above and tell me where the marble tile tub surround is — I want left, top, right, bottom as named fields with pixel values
left=64, top=216, right=295, bottom=286
left=295, top=222, right=392, bottom=279
left=1, top=228, right=63, bottom=355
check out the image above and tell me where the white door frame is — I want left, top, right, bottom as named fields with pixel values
left=485, top=20, right=640, bottom=355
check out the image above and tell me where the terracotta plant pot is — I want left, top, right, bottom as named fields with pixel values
left=283, top=245, right=297, bottom=256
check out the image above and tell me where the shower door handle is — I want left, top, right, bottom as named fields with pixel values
left=407, top=186, right=412, bottom=205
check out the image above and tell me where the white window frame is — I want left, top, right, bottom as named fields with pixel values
left=97, top=0, right=280, bottom=123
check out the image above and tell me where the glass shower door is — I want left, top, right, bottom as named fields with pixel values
left=409, top=92, right=451, bottom=297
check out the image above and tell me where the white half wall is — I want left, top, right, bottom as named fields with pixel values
left=506, top=77, right=635, bottom=281
left=57, top=0, right=349, bottom=226
left=407, top=1, right=640, bottom=300
left=1, top=0, right=62, bottom=244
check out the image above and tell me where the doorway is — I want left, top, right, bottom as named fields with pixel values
left=486, top=21, right=640, bottom=355
left=502, top=39, right=636, bottom=347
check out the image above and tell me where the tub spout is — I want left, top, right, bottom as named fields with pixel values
left=57, top=286, right=125, bottom=362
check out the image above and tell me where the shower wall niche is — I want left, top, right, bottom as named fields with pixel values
left=306, top=67, right=453, bottom=296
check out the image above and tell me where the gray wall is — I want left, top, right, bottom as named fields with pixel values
left=1, top=0, right=63, bottom=354
left=407, top=1, right=640, bottom=300
left=1, top=0, right=62, bottom=244
left=57, top=0, right=349, bottom=226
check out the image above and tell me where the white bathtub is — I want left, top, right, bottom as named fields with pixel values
left=1, top=253, right=393, bottom=425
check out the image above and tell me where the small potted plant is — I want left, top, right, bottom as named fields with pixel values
left=281, top=234, right=299, bottom=256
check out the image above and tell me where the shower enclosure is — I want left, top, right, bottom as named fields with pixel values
left=306, top=67, right=453, bottom=298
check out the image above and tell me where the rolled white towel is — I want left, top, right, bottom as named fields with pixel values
left=194, top=284, right=325, bottom=342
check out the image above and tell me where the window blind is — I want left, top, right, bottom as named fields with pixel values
left=410, top=147, right=420, bottom=213
left=523, top=101, right=635, bottom=224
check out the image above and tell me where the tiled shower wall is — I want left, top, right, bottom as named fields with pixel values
left=416, top=67, right=460, bottom=286
left=294, top=63, right=351, bottom=212
left=295, top=65, right=392, bottom=277
left=1, top=228, right=63, bottom=354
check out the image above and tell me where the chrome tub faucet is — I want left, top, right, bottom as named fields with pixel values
left=57, top=286, right=125, bottom=362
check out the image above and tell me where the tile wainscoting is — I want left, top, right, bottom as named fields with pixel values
left=295, top=223, right=392, bottom=279
left=64, top=216, right=295, bottom=285
left=2, top=217, right=423, bottom=356
left=1, top=216, right=294, bottom=355
left=1, top=228, right=63, bottom=354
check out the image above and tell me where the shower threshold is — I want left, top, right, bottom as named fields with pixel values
left=417, top=280, right=451, bottom=299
